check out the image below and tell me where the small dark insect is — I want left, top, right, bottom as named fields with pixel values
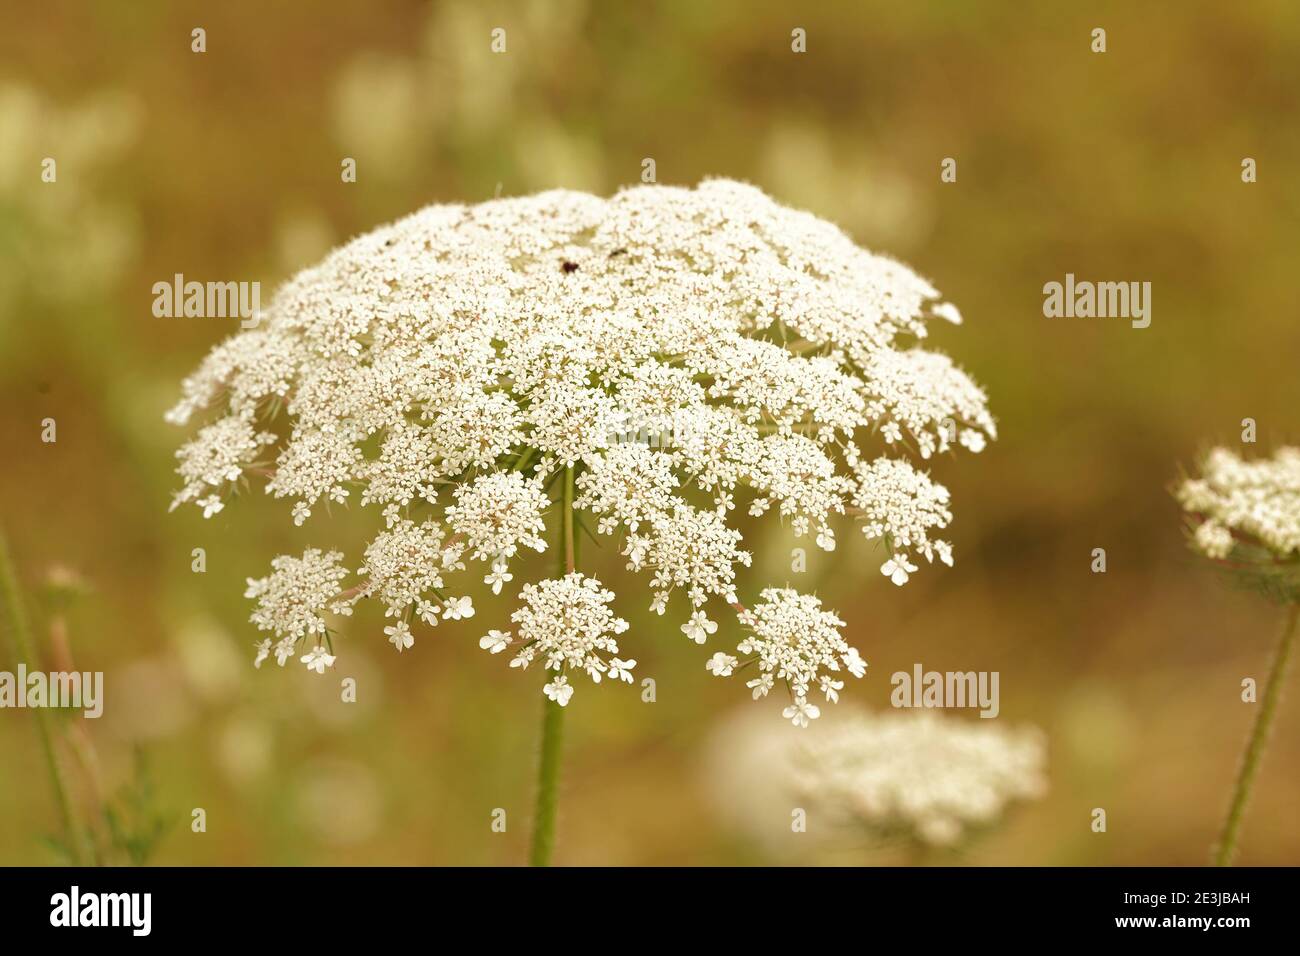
left=561, top=260, right=579, bottom=273
left=609, top=247, right=627, bottom=257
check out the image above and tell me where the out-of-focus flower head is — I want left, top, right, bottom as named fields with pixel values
left=0, top=82, right=140, bottom=310
left=791, top=710, right=1047, bottom=847
left=1176, top=447, right=1300, bottom=602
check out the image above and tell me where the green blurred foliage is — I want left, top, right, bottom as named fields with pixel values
left=1, top=0, right=1298, bottom=865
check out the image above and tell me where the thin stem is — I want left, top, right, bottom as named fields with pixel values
left=563, top=464, right=576, bottom=574
left=50, top=613, right=106, bottom=865
left=529, top=465, right=576, bottom=866
left=1213, top=602, right=1300, bottom=866
left=0, top=527, right=86, bottom=865
left=529, top=693, right=565, bottom=866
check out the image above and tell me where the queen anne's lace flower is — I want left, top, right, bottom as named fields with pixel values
left=847, top=446, right=954, bottom=581
left=792, top=710, right=1047, bottom=846
left=168, top=180, right=993, bottom=719
left=385, top=620, right=414, bottom=652
left=1177, top=447, right=1300, bottom=559
left=706, top=652, right=738, bottom=676
left=446, top=471, right=550, bottom=563
left=505, top=573, right=631, bottom=697
left=300, top=646, right=337, bottom=674
left=358, top=518, right=460, bottom=620
left=726, top=588, right=863, bottom=724
left=244, top=548, right=351, bottom=643
left=574, top=443, right=679, bottom=535
left=170, top=411, right=276, bottom=513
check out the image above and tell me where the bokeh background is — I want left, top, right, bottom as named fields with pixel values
left=2, top=0, right=1299, bottom=865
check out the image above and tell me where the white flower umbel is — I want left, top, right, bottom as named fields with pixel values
left=1177, top=447, right=1300, bottom=562
left=729, top=588, right=861, bottom=726
left=505, top=572, right=631, bottom=700
left=1175, top=446, right=1300, bottom=865
left=793, top=710, right=1047, bottom=848
left=168, top=180, right=994, bottom=722
left=243, top=549, right=351, bottom=647
left=167, top=180, right=987, bottom=717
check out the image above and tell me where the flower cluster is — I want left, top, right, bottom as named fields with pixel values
left=497, top=573, right=634, bottom=705
left=168, top=180, right=993, bottom=718
left=792, top=710, right=1047, bottom=846
left=447, top=471, right=550, bottom=562
left=709, top=588, right=866, bottom=727
left=358, top=517, right=468, bottom=623
left=1176, top=447, right=1300, bottom=560
left=847, top=448, right=954, bottom=585
left=170, top=411, right=276, bottom=518
left=245, top=549, right=351, bottom=670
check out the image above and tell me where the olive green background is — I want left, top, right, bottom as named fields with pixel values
left=1, top=0, right=1298, bottom=864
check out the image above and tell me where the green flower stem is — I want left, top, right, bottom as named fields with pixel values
left=529, top=465, right=576, bottom=866
left=1213, top=602, right=1300, bottom=866
left=529, top=692, right=565, bottom=867
left=0, top=527, right=86, bottom=865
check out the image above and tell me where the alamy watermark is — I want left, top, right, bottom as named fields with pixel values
left=890, top=663, right=999, bottom=718
left=1043, top=273, right=1151, bottom=329
left=0, top=665, right=102, bottom=718
left=605, top=411, right=701, bottom=449
left=152, top=273, right=262, bottom=328
left=50, top=886, right=150, bottom=936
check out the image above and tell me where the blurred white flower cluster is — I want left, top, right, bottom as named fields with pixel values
left=1176, top=447, right=1300, bottom=560
left=792, top=710, right=1047, bottom=846
left=0, top=82, right=140, bottom=311
left=168, top=180, right=993, bottom=720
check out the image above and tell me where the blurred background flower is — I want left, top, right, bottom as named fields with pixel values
left=702, top=707, right=1047, bottom=864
